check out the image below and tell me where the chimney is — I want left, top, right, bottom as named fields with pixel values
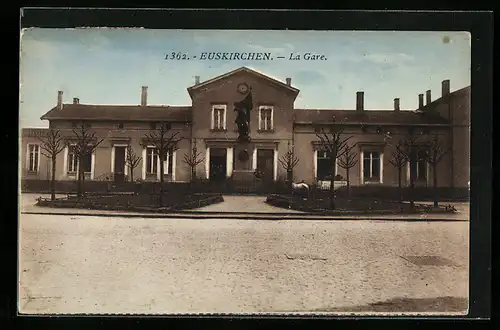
left=195, top=76, right=200, bottom=85
left=73, top=97, right=79, bottom=104
left=141, top=86, right=148, bottom=106
left=286, top=77, right=292, bottom=86
left=426, top=90, right=432, bottom=105
left=442, top=79, right=450, bottom=96
left=356, top=91, right=364, bottom=111
left=394, top=98, right=400, bottom=111
left=418, top=93, right=424, bottom=109
left=57, top=91, right=63, bottom=110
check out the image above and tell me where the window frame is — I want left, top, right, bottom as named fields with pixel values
left=258, top=105, right=274, bottom=132
left=361, top=150, right=383, bottom=184
left=145, top=146, right=158, bottom=175
left=315, top=150, right=338, bottom=182
left=66, top=144, right=94, bottom=175
left=26, top=143, right=40, bottom=173
left=211, top=104, right=227, bottom=131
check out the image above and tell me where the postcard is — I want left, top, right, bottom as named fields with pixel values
left=19, top=27, right=471, bottom=315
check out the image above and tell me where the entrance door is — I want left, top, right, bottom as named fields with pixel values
left=209, top=148, right=227, bottom=182
left=256, top=149, right=274, bottom=183
left=114, top=146, right=126, bottom=183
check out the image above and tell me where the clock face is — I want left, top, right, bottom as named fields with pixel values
left=237, top=83, right=249, bottom=94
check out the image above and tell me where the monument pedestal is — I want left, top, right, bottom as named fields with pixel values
left=231, top=142, right=256, bottom=192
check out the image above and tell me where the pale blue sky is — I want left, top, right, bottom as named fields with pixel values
left=19, top=29, right=471, bottom=128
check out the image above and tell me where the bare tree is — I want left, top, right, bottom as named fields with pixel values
left=398, top=130, right=423, bottom=208
left=71, top=124, right=104, bottom=198
left=388, top=140, right=407, bottom=189
left=278, top=143, right=300, bottom=192
left=183, top=139, right=205, bottom=182
left=315, top=125, right=353, bottom=209
left=424, top=135, right=451, bottom=207
left=37, top=129, right=65, bottom=200
left=337, top=143, right=358, bottom=195
left=125, top=145, right=142, bottom=182
left=142, top=123, right=181, bottom=207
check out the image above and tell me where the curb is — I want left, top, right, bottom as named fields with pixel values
left=20, top=211, right=469, bottom=222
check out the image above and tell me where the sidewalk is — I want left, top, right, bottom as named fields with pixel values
left=20, top=193, right=469, bottom=221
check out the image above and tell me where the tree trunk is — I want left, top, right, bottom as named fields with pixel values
left=159, top=154, right=164, bottom=207
left=77, top=156, right=83, bottom=199
left=346, top=168, right=350, bottom=198
left=398, top=167, right=402, bottom=188
left=287, top=170, right=293, bottom=194
left=409, top=159, right=415, bottom=208
left=433, top=163, right=438, bottom=208
left=129, top=165, right=134, bottom=182
left=329, top=162, right=336, bottom=210
left=51, top=157, right=56, bottom=201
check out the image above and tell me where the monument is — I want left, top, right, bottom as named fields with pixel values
left=231, top=83, right=256, bottom=190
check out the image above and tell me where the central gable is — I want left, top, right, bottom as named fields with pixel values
left=187, top=67, right=300, bottom=100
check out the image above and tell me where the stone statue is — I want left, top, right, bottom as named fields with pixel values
left=234, top=88, right=253, bottom=142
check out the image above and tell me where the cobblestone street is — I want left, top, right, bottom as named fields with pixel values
left=19, top=211, right=469, bottom=315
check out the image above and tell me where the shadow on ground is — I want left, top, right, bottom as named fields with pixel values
left=276, top=296, right=468, bottom=314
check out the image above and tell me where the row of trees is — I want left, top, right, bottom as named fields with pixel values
left=36, top=122, right=449, bottom=209
left=278, top=126, right=450, bottom=209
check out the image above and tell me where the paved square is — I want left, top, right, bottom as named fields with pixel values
left=18, top=211, right=469, bottom=315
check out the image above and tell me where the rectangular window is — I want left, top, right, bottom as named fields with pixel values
left=67, top=145, right=92, bottom=173
left=150, top=122, right=157, bottom=130
left=316, top=150, right=335, bottom=181
left=67, top=146, right=78, bottom=173
left=412, top=150, right=427, bottom=181
left=259, top=107, right=273, bottom=131
left=27, top=144, right=39, bottom=172
left=363, top=151, right=381, bottom=183
left=146, top=147, right=158, bottom=174
left=212, top=105, right=226, bottom=130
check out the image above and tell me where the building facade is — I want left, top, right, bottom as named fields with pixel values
left=20, top=67, right=471, bottom=188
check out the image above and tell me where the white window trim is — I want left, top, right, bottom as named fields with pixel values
left=26, top=143, right=41, bottom=173
left=143, top=146, right=158, bottom=177
left=111, top=144, right=129, bottom=176
left=205, top=147, right=210, bottom=179
left=226, top=147, right=233, bottom=178
left=361, top=151, right=383, bottom=184
left=66, top=144, right=78, bottom=174
left=273, top=149, right=278, bottom=181
left=252, top=148, right=257, bottom=170
left=258, top=106, right=274, bottom=131
left=171, top=150, right=177, bottom=181
left=211, top=105, right=227, bottom=130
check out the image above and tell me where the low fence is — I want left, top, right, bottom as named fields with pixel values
left=20, top=179, right=469, bottom=201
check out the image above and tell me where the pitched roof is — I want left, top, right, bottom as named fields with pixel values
left=187, top=66, right=300, bottom=98
left=293, top=109, right=450, bottom=125
left=40, top=104, right=192, bottom=122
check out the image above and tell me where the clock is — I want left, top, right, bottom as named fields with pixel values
left=237, top=83, right=249, bottom=94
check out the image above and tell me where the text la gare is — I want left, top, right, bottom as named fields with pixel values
left=289, top=52, right=327, bottom=61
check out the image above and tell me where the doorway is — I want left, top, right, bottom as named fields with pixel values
left=209, top=148, right=227, bottom=182
left=256, top=149, right=274, bottom=183
left=114, top=146, right=126, bottom=183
